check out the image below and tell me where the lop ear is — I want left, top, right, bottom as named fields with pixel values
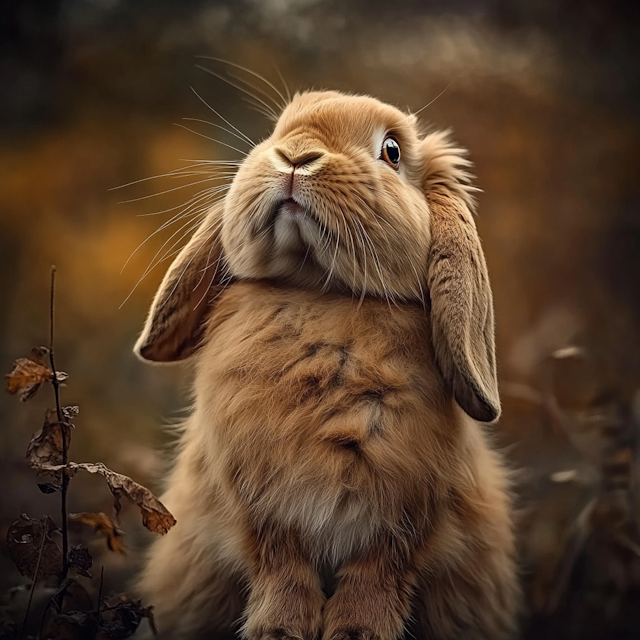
left=134, top=207, right=227, bottom=363
left=422, top=131, right=500, bottom=423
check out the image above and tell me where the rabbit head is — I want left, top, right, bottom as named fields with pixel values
left=135, top=91, right=500, bottom=422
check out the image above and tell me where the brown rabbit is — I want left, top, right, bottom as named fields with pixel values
left=135, top=91, right=519, bottom=640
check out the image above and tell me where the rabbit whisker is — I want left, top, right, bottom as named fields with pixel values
left=178, top=157, right=241, bottom=164
left=413, top=80, right=453, bottom=117
left=189, top=86, right=256, bottom=147
left=351, top=216, right=368, bottom=308
left=242, top=97, right=280, bottom=123
left=196, top=56, right=289, bottom=111
left=196, top=65, right=280, bottom=121
left=321, top=213, right=342, bottom=293
left=182, top=118, right=254, bottom=149
left=135, top=210, right=213, bottom=287
left=295, top=242, right=312, bottom=280
left=408, top=257, right=427, bottom=310
left=192, top=254, right=226, bottom=311
left=159, top=216, right=231, bottom=313
left=134, top=176, right=235, bottom=216
left=148, top=205, right=226, bottom=278
left=110, top=163, right=235, bottom=191
left=353, top=194, right=404, bottom=243
left=336, top=206, right=359, bottom=295
left=117, top=175, right=228, bottom=204
left=274, top=64, right=292, bottom=104
left=120, top=189, right=229, bottom=305
left=227, top=70, right=287, bottom=114
left=355, top=217, right=396, bottom=309
left=173, top=123, right=249, bottom=157
left=121, top=185, right=228, bottom=273
left=352, top=195, right=410, bottom=305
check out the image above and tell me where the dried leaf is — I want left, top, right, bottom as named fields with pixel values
left=27, top=410, right=73, bottom=476
left=62, top=406, right=79, bottom=420
left=143, top=606, right=157, bottom=636
left=42, top=578, right=95, bottom=640
left=6, top=514, right=63, bottom=581
left=68, top=544, right=93, bottom=578
left=52, top=610, right=96, bottom=634
left=97, top=594, right=156, bottom=639
left=5, top=347, right=53, bottom=401
left=70, top=512, right=125, bottom=554
left=55, top=577, right=94, bottom=614
left=51, top=463, right=176, bottom=534
left=38, top=482, right=62, bottom=494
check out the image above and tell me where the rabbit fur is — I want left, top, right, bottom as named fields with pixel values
left=134, top=91, right=520, bottom=640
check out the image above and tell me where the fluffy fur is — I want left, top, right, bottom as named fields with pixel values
left=135, top=91, right=520, bottom=639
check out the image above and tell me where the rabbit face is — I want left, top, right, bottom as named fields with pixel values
left=136, top=90, right=499, bottom=423
left=221, top=92, right=431, bottom=300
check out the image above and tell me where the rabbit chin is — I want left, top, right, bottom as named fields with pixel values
left=267, top=202, right=335, bottom=289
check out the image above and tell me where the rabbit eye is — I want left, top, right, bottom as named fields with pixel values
left=381, top=137, right=401, bottom=169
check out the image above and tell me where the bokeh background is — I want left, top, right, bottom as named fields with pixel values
left=2, top=1, right=640, bottom=638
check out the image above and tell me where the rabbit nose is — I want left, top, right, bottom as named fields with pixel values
left=273, top=148, right=324, bottom=172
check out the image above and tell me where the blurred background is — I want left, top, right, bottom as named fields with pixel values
left=1, top=0, right=640, bottom=638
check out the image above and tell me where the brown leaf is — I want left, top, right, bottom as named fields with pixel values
left=70, top=512, right=125, bottom=554
left=143, top=606, right=158, bottom=636
left=62, top=405, right=79, bottom=420
left=68, top=544, right=93, bottom=578
left=54, top=463, right=176, bottom=534
left=58, top=577, right=94, bottom=613
left=44, top=578, right=95, bottom=640
left=97, top=594, right=157, bottom=639
left=5, top=347, right=53, bottom=401
left=27, top=410, right=73, bottom=476
left=6, top=514, right=63, bottom=581
left=51, top=610, right=96, bottom=639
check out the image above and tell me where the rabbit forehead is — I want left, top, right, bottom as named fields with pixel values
left=272, top=91, right=418, bottom=150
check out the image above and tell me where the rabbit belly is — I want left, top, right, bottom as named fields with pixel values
left=145, top=284, right=518, bottom=638
left=195, top=283, right=457, bottom=562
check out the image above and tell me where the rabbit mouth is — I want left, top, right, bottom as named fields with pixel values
left=272, top=197, right=318, bottom=254
left=268, top=197, right=332, bottom=282
left=277, top=197, right=305, bottom=219
left=272, top=198, right=314, bottom=253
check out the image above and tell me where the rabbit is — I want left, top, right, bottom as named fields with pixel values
left=134, top=90, right=520, bottom=640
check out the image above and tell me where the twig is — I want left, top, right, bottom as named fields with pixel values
left=94, top=565, right=105, bottom=639
left=48, top=266, right=69, bottom=578
left=20, top=521, right=47, bottom=639
left=38, top=579, right=72, bottom=639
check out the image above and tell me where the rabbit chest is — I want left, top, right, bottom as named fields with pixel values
left=192, top=282, right=462, bottom=559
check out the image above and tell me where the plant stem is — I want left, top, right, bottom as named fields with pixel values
left=20, top=522, right=46, bottom=639
left=94, top=565, right=105, bottom=639
left=48, top=266, right=69, bottom=579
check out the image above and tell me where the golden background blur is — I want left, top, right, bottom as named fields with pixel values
left=1, top=1, right=640, bottom=638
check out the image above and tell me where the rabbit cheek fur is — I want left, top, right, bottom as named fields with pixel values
left=135, top=91, right=520, bottom=640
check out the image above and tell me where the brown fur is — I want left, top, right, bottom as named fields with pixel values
left=135, top=91, right=519, bottom=639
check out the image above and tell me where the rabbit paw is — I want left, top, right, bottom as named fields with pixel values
left=254, top=630, right=318, bottom=640
left=247, top=619, right=322, bottom=640
left=322, top=592, right=404, bottom=640
left=246, top=628, right=319, bottom=640
left=324, top=627, right=380, bottom=640
left=244, top=590, right=324, bottom=640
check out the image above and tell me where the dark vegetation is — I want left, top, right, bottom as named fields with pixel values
left=1, top=1, right=640, bottom=638
left=2, top=268, right=171, bottom=638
